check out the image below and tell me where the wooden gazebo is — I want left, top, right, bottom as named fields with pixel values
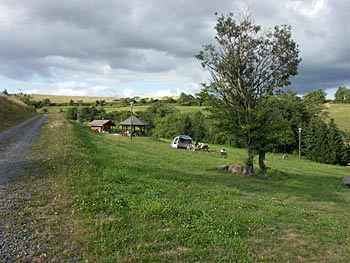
left=120, top=116, right=149, bottom=136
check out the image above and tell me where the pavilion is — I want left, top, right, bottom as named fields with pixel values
left=119, top=116, right=149, bottom=136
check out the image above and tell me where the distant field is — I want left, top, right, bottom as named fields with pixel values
left=25, top=94, right=180, bottom=104
left=27, top=94, right=119, bottom=103
left=326, top=103, right=350, bottom=132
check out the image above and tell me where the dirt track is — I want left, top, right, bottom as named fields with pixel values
left=0, top=114, right=47, bottom=186
left=0, top=114, right=47, bottom=261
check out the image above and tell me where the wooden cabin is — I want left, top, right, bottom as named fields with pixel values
left=88, top=120, right=115, bottom=132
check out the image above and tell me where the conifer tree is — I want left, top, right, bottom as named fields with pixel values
left=327, top=119, right=346, bottom=165
left=304, top=118, right=328, bottom=163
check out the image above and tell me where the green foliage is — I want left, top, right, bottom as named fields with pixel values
left=68, top=99, right=75, bottom=106
left=196, top=13, right=301, bottom=173
left=327, top=119, right=347, bottom=165
left=304, top=118, right=329, bottom=163
left=64, top=107, right=78, bottom=120
left=191, top=111, right=207, bottom=142
left=271, top=90, right=311, bottom=153
left=334, top=86, right=350, bottom=103
left=94, top=99, right=107, bottom=107
left=302, top=89, right=328, bottom=119
left=0, top=94, right=36, bottom=131
left=304, top=118, right=348, bottom=165
left=303, top=88, right=327, bottom=104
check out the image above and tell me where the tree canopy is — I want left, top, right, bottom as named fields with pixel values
left=196, top=13, right=301, bottom=174
left=334, top=86, right=350, bottom=103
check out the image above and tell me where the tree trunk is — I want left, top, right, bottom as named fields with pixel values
left=258, top=151, right=267, bottom=174
left=246, top=143, right=255, bottom=176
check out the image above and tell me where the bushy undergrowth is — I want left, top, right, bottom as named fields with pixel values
left=27, top=113, right=350, bottom=262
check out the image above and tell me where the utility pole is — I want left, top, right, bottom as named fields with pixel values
left=130, top=102, right=133, bottom=141
left=298, top=128, right=302, bottom=158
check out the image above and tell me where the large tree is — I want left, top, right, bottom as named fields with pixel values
left=196, top=13, right=301, bottom=175
left=334, top=86, right=350, bottom=103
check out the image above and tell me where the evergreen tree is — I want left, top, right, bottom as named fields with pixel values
left=180, top=114, right=193, bottom=136
left=191, top=111, right=207, bottom=143
left=304, top=118, right=348, bottom=165
left=327, top=119, right=346, bottom=165
left=304, top=118, right=328, bottom=163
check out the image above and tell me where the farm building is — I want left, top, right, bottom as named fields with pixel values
left=88, top=120, right=116, bottom=132
left=120, top=116, right=149, bottom=136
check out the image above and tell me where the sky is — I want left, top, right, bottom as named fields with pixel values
left=0, top=0, right=349, bottom=99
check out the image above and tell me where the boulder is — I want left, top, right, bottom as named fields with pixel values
left=217, top=165, right=229, bottom=170
left=228, top=164, right=248, bottom=175
left=281, top=155, right=290, bottom=160
left=342, top=176, right=350, bottom=187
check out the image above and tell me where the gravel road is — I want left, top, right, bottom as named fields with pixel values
left=0, top=114, right=47, bottom=262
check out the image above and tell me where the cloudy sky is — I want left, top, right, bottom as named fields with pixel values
left=0, top=0, right=348, bottom=98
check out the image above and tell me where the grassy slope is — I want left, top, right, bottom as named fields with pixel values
left=0, top=93, right=36, bottom=131
left=26, top=113, right=350, bottom=262
left=326, top=103, right=350, bottom=132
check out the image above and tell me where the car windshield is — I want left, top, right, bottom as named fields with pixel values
left=179, top=138, right=191, bottom=143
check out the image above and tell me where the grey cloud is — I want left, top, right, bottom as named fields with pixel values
left=0, top=0, right=348, bottom=95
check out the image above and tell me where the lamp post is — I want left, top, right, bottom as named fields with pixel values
left=298, top=127, right=302, bottom=158
left=130, top=102, right=133, bottom=141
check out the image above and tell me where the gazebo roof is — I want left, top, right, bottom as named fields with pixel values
left=119, top=116, right=149, bottom=126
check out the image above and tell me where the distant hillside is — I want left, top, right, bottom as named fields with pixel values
left=0, top=93, right=37, bottom=131
left=28, top=94, right=120, bottom=104
left=23, top=93, right=178, bottom=104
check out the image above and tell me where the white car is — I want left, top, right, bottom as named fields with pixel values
left=170, top=135, right=193, bottom=149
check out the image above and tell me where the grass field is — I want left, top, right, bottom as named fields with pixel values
left=326, top=103, right=350, bottom=132
left=23, top=113, right=350, bottom=262
left=27, top=94, right=119, bottom=103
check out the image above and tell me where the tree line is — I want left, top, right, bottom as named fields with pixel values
left=9, top=87, right=349, bottom=168
left=63, top=89, right=349, bottom=167
left=10, top=92, right=203, bottom=109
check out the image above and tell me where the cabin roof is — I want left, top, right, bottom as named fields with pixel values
left=88, top=120, right=115, bottom=126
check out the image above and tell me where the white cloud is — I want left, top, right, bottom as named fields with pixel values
left=288, top=0, right=327, bottom=19
left=122, top=87, right=136, bottom=98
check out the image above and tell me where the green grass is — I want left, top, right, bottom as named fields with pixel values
left=326, top=103, right=350, bottom=132
left=25, top=113, right=350, bottom=262
left=0, top=93, right=36, bottom=131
